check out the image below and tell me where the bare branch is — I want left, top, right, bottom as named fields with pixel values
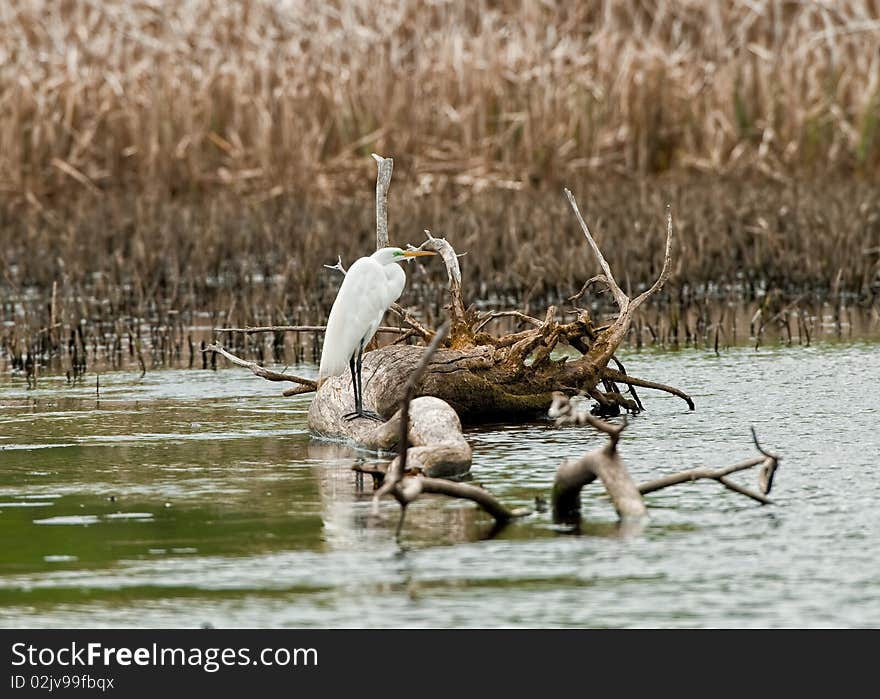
left=638, top=429, right=781, bottom=505
left=323, top=255, right=347, bottom=275
left=552, top=394, right=777, bottom=508
left=283, top=385, right=318, bottom=397
left=630, top=205, right=674, bottom=311
left=391, top=329, right=419, bottom=345
left=376, top=473, right=524, bottom=525
left=388, top=303, right=434, bottom=340
left=204, top=343, right=317, bottom=389
left=568, top=274, right=611, bottom=303
left=751, top=425, right=777, bottom=460
left=610, top=355, right=644, bottom=412
left=548, top=400, right=780, bottom=517
left=417, top=229, right=466, bottom=326
left=373, top=153, right=394, bottom=249
left=473, top=310, right=543, bottom=334
left=419, top=477, right=523, bottom=522
left=637, top=456, right=766, bottom=495
left=375, top=323, right=449, bottom=502
left=716, top=476, right=773, bottom=505
left=215, top=325, right=407, bottom=335
left=552, top=415, right=646, bottom=521
left=751, top=426, right=780, bottom=494
left=564, top=188, right=628, bottom=310
left=602, top=367, right=695, bottom=410
left=583, top=414, right=626, bottom=448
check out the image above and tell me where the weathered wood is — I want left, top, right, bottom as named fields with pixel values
left=417, top=229, right=466, bottom=335
left=549, top=394, right=780, bottom=519
left=393, top=324, right=450, bottom=479
left=214, top=324, right=407, bottom=335
left=309, top=393, right=471, bottom=478
left=637, top=457, right=764, bottom=495
left=372, top=153, right=393, bottom=249
left=309, top=344, right=556, bottom=423
left=551, top=416, right=647, bottom=521
left=205, top=343, right=316, bottom=388
left=306, top=332, right=691, bottom=426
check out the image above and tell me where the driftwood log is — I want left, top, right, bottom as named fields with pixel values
left=306, top=198, right=692, bottom=430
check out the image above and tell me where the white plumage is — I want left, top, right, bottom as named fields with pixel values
left=319, top=249, right=406, bottom=380
left=318, top=246, right=437, bottom=413
left=318, top=245, right=435, bottom=420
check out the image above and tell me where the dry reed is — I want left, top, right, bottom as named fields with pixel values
left=2, top=0, right=880, bottom=201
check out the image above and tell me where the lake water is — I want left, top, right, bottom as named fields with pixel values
left=1, top=341, right=878, bottom=628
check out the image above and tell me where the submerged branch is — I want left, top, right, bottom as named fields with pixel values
left=550, top=397, right=781, bottom=518
left=638, top=428, right=781, bottom=505
left=419, top=477, right=523, bottom=522
left=378, top=322, right=450, bottom=500
left=716, top=476, right=773, bottom=505
left=637, top=456, right=765, bottom=495
left=552, top=415, right=647, bottom=521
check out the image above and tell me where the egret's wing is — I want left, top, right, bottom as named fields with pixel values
left=318, top=258, right=390, bottom=379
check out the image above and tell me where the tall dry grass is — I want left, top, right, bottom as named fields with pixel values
left=2, top=0, right=880, bottom=201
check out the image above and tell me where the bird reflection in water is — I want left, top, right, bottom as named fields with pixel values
left=307, top=441, right=503, bottom=548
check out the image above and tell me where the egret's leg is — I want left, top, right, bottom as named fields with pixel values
left=357, top=341, right=383, bottom=421
left=355, top=340, right=365, bottom=409
left=342, top=355, right=362, bottom=421
left=347, top=340, right=383, bottom=422
left=350, top=355, right=359, bottom=409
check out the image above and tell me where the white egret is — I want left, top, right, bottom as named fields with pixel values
left=319, top=246, right=436, bottom=420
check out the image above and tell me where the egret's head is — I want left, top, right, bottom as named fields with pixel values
left=373, top=247, right=437, bottom=265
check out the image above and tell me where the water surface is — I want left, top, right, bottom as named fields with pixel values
left=1, top=342, right=878, bottom=627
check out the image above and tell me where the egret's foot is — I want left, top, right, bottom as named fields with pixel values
left=343, top=409, right=385, bottom=422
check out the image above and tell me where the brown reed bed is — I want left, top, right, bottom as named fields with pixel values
left=2, top=0, right=880, bottom=201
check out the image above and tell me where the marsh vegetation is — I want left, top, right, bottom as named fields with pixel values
left=3, top=1, right=879, bottom=373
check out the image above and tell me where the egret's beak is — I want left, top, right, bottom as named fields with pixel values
left=403, top=250, right=437, bottom=258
